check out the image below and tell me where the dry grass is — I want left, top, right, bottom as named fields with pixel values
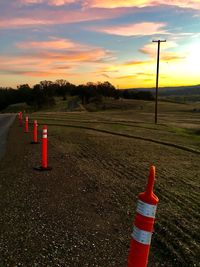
left=28, top=99, right=200, bottom=266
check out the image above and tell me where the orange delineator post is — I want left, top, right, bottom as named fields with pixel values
left=34, top=120, right=38, bottom=143
left=19, top=112, right=23, bottom=127
left=128, top=166, right=159, bottom=267
left=34, top=125, right=52, bottom=171
left=31, top=120, right=39, bottom=144
left=42, top=125, right=48, bottom=169
left=25, top=116, right=29, bottom=133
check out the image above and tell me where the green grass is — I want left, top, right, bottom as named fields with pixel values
left=41, top=96, right=84, bottom=112
left=2, top=102, right=33, bottom=113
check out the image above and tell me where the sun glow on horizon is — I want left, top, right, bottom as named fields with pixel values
left=0, top=1, right=200, bottom=88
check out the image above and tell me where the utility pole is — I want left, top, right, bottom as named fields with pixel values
left=152, top=40, right=166, bottom=124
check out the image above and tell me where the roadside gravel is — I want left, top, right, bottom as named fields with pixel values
left=0, top=120, right=129, bottom=267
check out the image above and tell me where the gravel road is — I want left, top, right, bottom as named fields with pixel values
left=0, top=114, right=16, bottom=160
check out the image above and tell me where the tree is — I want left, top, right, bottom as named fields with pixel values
left=55, top=79, right=71, bottom=100
left=121, top=89, right=154, bottom=100
left=30, top=83, right=55, bottom=110
left=97, top=81, right=116, bottom=97
left=0, top=79, right=119, bottom=111
left=17, top=84, right=32, bottom=104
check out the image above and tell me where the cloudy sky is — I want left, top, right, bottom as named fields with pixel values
left=0, top=0, right=200, bottom=88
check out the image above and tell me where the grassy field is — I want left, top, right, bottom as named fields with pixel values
left=14, top=98, right=200, bottom=266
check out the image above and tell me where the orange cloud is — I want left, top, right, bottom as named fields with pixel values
left=99, top=59, right=153, bottom=77
left=19, top=0, right=200, bottom=9
left=85, top=0, right=200, bottom=9
left=161, top=54, right=185, bottom=61
left=139, top=41, right=186, bottom=62
left=91, top=22, right=167, bottom=36
left=115, top=74, right=137, bottom=79
left=139, top=41, right=177, bottom=55
left=16, top=37, right=114, bottom=63
left=84, top=0, right=152, bottom=8
left=0, top=36, right=113, bottom=79
left=16, top=38, right=80, bottom=50
left=124, top=60, right=150, bottom=66
left=40, top=49, right=112, bottom=62
left=0, top=53, right=79, bottom=78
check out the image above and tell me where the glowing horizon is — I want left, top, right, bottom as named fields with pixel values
left=0, top=0, right=200, bottom=89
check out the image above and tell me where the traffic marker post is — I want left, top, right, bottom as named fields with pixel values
left=128, top=166, right=159, bottom=267
left=25, top=116, right=29, bottom=133
left=18, top=112, right=21, bottom=126
left=31, top=120, right=39, bottom=144
left=19, top=112, right=23, bottom=127
left=34, top=125, right=52, bottom=171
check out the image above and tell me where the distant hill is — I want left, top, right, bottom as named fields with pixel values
left=127, top=85, right=200, bottom=97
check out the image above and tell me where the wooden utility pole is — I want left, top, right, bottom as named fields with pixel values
left=152, top=40, right=166, bottom=124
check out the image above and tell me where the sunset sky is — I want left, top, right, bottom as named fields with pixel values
left=0, top=0, right=200, bottom=89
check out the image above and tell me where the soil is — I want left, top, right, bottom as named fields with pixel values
left=0, top=118, right=200, bottom=267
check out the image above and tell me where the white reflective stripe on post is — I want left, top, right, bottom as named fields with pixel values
left=26, top=117, right=28, bottom=121
left=43, top=129, right=47, bottom=133
left=136, top=200, right=157, bottom=218
left=42, top=134, right=47, bottom=138
left=131, top=226, right=152, bottom=245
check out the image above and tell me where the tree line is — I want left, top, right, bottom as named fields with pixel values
left=0, top=80, right=154, bottom=111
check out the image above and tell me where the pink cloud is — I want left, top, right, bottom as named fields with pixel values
left=0, top=8, right=128, bottom=29
left=48, top=0, right=76, bottom=5
left=19, top=0, right=43, bottom=4
left=91, top=22, right=167, bottom=36
left=0, top=18, right=49, bottom=28
left=19, top=0, right=77, bottom=5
